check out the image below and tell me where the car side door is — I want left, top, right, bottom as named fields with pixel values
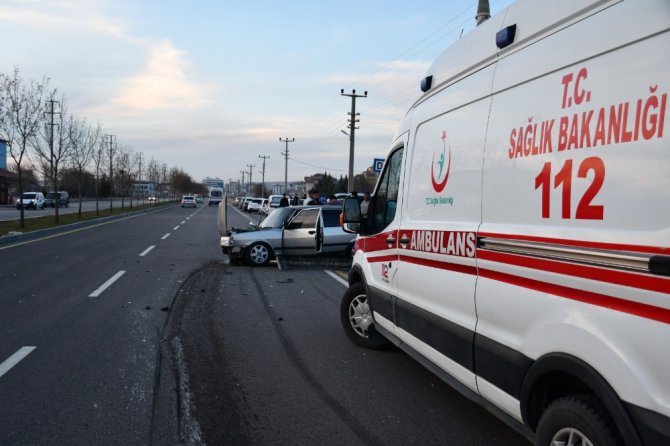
left=280, top=208, right=322, bottom=256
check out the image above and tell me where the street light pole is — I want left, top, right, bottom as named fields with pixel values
left=341, top=89, right=367, bottom=192
left=279, top=137, right=294, bottom=194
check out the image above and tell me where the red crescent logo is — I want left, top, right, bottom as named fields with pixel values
left=431, top=148, right=451, bottom=193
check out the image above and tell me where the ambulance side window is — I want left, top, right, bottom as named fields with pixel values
left=365, top=147, right=403, bottom=235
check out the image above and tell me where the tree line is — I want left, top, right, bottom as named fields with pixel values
left=0, top=68, right=201, bottom=227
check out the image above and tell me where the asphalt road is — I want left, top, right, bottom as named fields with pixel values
left=0, top=202, right=217, bottom=445
left=0, top=203, right=528, bottom=445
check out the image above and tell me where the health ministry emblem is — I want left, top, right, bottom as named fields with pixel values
left=431, top=130, right=451, bottom=193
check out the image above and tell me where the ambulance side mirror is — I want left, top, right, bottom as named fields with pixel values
left=341, top=197, right=361, bottom=234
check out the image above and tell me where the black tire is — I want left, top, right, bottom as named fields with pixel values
left=534, top=394, right=622, bottom=446
left=245, top=242, right=272, bottom=266
left=340, top=282, right=389, bottom=349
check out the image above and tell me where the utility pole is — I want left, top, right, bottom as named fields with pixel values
left=45, top=99, right=61, bottom=222
left=341, top=89, right=367, bottom=192
left=258, top=154, right=270, bottom=198
left=247, top=164, right=256, bottom=195
left=240, top=170, right=246, bottom=196
left=106, top=135, right=116, bottom=212
left=279, top=137, right=294, bottom=193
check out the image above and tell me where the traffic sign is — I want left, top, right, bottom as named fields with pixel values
left=373, top=158, right=385, bottom=173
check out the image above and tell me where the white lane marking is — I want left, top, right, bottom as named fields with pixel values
left=0, top=346, right=36, bottom=379
left=89, top=270, right=126, bottom=297
left=181, top=221, right=186, bottom=224
left=173, top=225, right=180, bottom=231
left=162, top=233, right=171, bottom=240
left=325, top=270, right=348, bottom=287
left=139, top=245, right=155, bottom=257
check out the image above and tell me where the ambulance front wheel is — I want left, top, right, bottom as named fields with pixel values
left=534, top=394, right=622, bottom=446
left=340, top=282, right=388, bottom=349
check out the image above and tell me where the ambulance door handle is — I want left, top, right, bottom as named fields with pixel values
left=400, top=235, right=410, bottom=245
left=386, top=235, right=396, bottom=245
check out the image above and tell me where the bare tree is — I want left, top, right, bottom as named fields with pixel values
left=115, top=145, right=132, bottom=210
left=106, top=135, right=117, bottom=212
left=0, top=68, right=51, bottom=228
left=161, top=163, right=169, bottom=200
left=89, top=123, right=106, bottom=215
left=146, top=157, right=161, bottom=202
left=68, top=116, right=93, bottom=217
left=33, top=93, right=75, bottom=223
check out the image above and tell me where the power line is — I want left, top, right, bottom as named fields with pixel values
left=288, top=157, right=348, bottom=174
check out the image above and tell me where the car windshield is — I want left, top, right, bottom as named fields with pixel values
left=23, top=193, right=36, bottom=199
left=46, top=193, right=58, bottom=199
left=258, top=207, right=294, bottom=229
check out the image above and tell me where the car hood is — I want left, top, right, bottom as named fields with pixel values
left=225, top=226, right=282, bottom=242
left=226, top=226, right=276, bottom=236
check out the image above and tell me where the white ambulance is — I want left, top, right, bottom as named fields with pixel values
left=340, top=0, right=669, bottom=444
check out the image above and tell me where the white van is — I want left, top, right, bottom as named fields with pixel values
left=340, top=1, right=669, bottom=445
left=208, top=187, right=224, bottom=206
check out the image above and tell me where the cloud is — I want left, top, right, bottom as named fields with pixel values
left=112, top=40, right=207, bottom=112
left=0, top=0, right=127, bottom=38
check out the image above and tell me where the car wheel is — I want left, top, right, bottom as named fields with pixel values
left=245, top=242, right=272, bottom=266
left=340, top=282, right=388, bottom=349
left=534, top=394, right=622, bottom=446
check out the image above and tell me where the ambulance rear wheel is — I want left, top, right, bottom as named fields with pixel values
left=534, top=394, right=622, bottom=446
left=340, top=282, right=388, bottom=349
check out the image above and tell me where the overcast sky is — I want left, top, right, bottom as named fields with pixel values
left=1, top=0, right=514, bottom=186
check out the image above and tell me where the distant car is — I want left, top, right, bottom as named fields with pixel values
left=148, top=196, right=157, bottom=203
left=181, top=195, right=197, bottom=208
left=268, top=194, right=283, bottom=208
left=220, top=205, right=356, bottom=266
left=194, top=194, right=203, bottom=203
left=240, top=197, right=255, bottom=211
left=246, top=198, right=265, bottom=213
left=43, top=191, right=69, bottom=208
left=260, top=200, right=271, bottom=215
left=16, top=192, right=45, bottom=210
